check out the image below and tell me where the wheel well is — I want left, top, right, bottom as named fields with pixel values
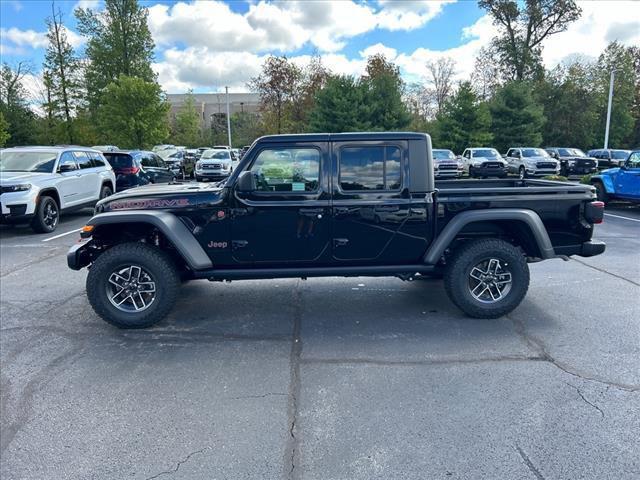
left=101, top=180, right=114, bottom=191
left=449, top=220, right=542, bottom=258
left=38, top=189, right=60, bottom=208
left=91, top=222, right=190, bottom=273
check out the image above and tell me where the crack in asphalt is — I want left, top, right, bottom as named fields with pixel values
left=145, top=448, right=207, bottom=480
left=0, top=247, right=66, bottom=278
left=507, top=314, right=640, bottom=393
left=571, top=257, right=640, bottom=287
left=515, top=444, right=546, bottom=480
left=228, top=392, right=288, bottom=400
left=284, top=280, right=303, bottom=480
left=301, top=355, right=546, bottom=367
left=564, top=382, right=605, bottom=418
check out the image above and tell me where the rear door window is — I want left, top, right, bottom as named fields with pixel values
left=140, top=154, right=156, bottom=168
left=90, top=152, right=106, bottom=168
left=339, top=145, right=401, bottom=191
left=74, top=151, right=93, bottom=169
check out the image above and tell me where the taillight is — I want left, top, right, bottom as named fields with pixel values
left=586, top=201, right=605, bottom=224
left=117, top=166, right=139, bottom=174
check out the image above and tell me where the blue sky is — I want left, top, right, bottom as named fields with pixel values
left=1, top=1, right=639, bottom=95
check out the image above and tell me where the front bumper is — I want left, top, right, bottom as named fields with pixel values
left=435, top=169, right=463, bottom=178
left=527, top=168, right=561, bottom=176
left=565, top=164, right=598, bottom=175
left=67, top=239, right=93, bottom=270
left=195, top=169, right=230, bottom=180
left=469, top=165, right=508, bottom=177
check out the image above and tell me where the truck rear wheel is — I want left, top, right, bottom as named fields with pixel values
left=86, top=242, right=180, bottom=329
left=444, top=238, right=529, bottom=319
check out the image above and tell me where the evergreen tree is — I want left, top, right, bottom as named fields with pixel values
left=309, top=75, right=370, bottom=133
left=97, top=75, right=169, bottom=148
left=362, top=54, right=411, bottom=131
left=44, top=5, right=82, bottom=144
left=172, top=91, right=201, bottom=147
left=490, top=81, right=545, bottom=152
left=76, top=0, right=155, bottom=112
left=437, top=82, right=493, bottom=153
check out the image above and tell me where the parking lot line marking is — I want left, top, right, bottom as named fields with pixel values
left=604, top=213, right=640, bottom=223
left=42, top=228, right=82, bottom=242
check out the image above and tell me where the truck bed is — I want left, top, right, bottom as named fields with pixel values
left=435, top=178, right=594, bottom=201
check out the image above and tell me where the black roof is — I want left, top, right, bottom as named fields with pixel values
left=257, top=132, right=429, bottom=143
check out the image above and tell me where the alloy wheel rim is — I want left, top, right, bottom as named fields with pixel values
left=44, top=202, right=58, bottom=228
left=468, top=258, right=513, bottom=303
left=106, top=265, right=157, bottom=312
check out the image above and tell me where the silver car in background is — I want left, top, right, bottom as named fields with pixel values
left=433, top=149, right=463, bottom=178
left=506, top=147, right=560, bottom=179
left=461, top=147, right=509, bottom=178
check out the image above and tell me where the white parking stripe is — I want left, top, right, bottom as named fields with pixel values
left=42, top=228, right=82, bottom=242
left=604, top=213, right=640, bottom=223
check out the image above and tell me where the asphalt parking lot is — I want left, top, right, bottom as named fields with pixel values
left=1, top=203, right=639, bottom=480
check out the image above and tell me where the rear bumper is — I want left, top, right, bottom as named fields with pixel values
left=554, top=240, right=606, bottom=258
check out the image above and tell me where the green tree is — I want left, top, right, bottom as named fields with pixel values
left=44, top=5, right=82, bottom=143
left=171, top=91, right=201, bottom=147
left=0, top=111, right=10, bottom=147
left=76, top=0, right=155, bottom=112
left=0, top=62, right=37, bottom=146
left=437, top=82, right=493, bottom=153
left=537, top=62, right=598, bottom=148
left=249, top=56, right=302, bottom=134
left=479, top=0, right=582, bottom=81
left=290, top=54, right=330, bottom=132
left=362, top=54, right=411, bottom=131
left=490, top=81, right=545, bottom=152
left=309, top=75, right=370, bottom=133
left=230, top=111, right=262, bottom=147
left=97, top=75, right=169, bottom=148
left=593, top=42, right=636, bottom=149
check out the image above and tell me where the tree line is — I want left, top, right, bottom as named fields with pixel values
left=1, top=0, right=638, bottom=152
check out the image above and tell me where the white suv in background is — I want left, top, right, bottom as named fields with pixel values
left=506, top=147, right=560, bottom=179
left=0, top=146, right=116, bottom=233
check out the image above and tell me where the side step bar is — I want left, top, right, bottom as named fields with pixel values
left=192, top=264, right=436, bottom=281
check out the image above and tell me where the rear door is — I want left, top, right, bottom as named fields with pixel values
left=73, top=151, right=101, bottom=202
left=230, top=142, right=331, bottom=265
left=331, top=141, right=416, bottom=263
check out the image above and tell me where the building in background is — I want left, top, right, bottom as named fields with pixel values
left=166, top=92, right=260, bottom=129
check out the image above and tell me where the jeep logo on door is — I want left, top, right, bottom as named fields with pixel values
left=208, top=241, right=228, bottom=249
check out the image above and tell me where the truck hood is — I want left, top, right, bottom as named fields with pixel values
left=97, top=182, right=225, bottom=213
left=0, top=171, right=56, bottom=184
left=471, top=156, right=506, bottom=164
left=598, top=167, right=620, bottom=176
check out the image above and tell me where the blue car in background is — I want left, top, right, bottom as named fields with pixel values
left=590, top=150, right=640, bottom=204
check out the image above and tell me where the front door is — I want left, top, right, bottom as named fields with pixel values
left=331, top=141, right=419, bottom=264
left=617, top=151, right=640, bottom=199
left=56, top=152, right=84, bottom=208
left=231, top=142, right=331, bottom=265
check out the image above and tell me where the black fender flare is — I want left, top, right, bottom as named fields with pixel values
left=87, top=211, right=213, bottom=270
left=423, top=208, right=555, bottom=265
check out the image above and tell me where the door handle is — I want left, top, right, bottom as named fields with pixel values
left=334, top=207, right=350, bottom=216
left=299, top=207, right=325, bottom=219
left=232, top=240, right=248, bottom=250
left=375, top=205, right=400, bottom=212
left=334, top=238, right=349, bottom=247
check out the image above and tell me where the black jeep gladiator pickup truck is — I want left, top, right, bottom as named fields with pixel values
left=68, top=133, right=606, bottom=328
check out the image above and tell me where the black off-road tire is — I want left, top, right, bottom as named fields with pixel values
left=86, top=242, right=180, bottom=329
left=31, top=195, right=59, bottom=233
left=593, top=181, right=609, bottom=204
left=443, top=238, right=529, bottom=319
left=100, top=184, right=113, bottom=199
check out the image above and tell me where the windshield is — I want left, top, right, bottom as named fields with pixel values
left=522, top=148, right=549, bottom=158
left=557, top=148, right=585, bottom=156
left=0, top=151, right=58, bottom=173
left=472, top=149, right=500, bottom=158
left=202, top=150, right=230, bottom=160
left=433, top=150, right=455, bottom=160
left=612, top=150, right=630, bottom=159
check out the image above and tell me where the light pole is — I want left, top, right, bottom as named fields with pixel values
left=225, top=86, right=232, bottom=148
left=604, top=70, right=615, bottom=149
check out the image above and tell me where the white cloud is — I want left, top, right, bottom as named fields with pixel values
left=148, top=0, right=451, bottom=54
left=73, top=0, right=100, bottom=10
left=0, top=26, right=85, bottom=53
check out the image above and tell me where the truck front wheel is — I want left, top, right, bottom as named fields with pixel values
left=444, top=238, right=529, bottom=319
left=86, top=242, right=180, bottom=328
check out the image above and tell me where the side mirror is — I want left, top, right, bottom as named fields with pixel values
left=58, top=163, right=76, bottom=173
left=236, top=170, right=256, bottom=193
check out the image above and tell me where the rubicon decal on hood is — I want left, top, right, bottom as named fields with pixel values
left=109, top=198, right=191, bottom=210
